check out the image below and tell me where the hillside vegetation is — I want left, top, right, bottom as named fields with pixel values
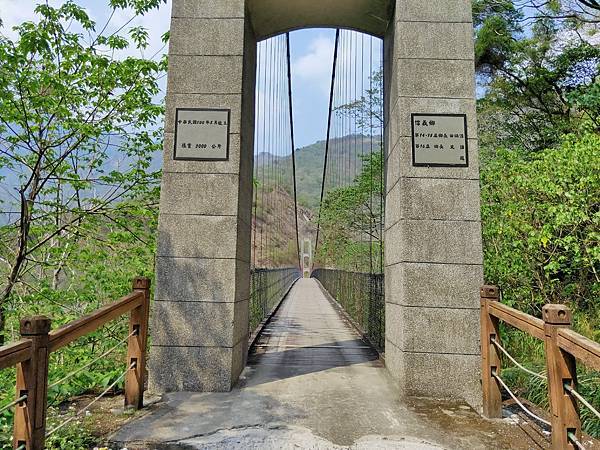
left=255, top=135, right=382, bottom=210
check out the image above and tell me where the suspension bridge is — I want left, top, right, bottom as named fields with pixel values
left=1, top=0, right=599, bottom=449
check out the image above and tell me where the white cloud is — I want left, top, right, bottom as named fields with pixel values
left=0, top=0, right=61, bottom=39
left=293, top=34, right=335, bottom=93
left=0, top=0, right=171, bottom=60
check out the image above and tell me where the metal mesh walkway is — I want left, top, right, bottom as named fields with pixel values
left=249, top=278, right=380, bottom=371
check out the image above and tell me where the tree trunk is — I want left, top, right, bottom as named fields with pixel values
left=0, top=163, right=41, bottom=345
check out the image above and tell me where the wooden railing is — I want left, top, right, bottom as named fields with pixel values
left=0, top=277, right=150, bottom=450
left=481, top=285, right=600, bottom=450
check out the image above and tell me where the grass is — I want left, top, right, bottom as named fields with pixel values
left=500, top=327, right=600, bottom=438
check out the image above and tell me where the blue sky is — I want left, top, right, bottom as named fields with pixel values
left=0, top=0, right=348, bottom=148
left=289, top=29, right=337, bottom=147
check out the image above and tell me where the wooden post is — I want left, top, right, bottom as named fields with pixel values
left=480, top=285, right=502, bottom=418
left=543, top=304, right=580, bottom=450
left=13, top=316, right=51, bottom=450
left=124, top=277, right=151, bottom=410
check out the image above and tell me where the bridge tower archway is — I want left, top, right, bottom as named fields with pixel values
left=152, top=0, right=484, bottom=410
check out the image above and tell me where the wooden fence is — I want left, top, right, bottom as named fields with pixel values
left=0, top=277, right=150, bottom=450
left=481, top=285, right=600, bottom=450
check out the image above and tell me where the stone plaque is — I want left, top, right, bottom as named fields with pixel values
left=411, top=114, right=468, bottom=167
left=174, top=108, right=230, bottom=161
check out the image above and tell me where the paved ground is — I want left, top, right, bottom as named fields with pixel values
left=111, top=278, right=547, bottom=449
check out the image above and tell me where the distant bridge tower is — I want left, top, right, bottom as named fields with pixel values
left=301, top=238, right=312, bottom=278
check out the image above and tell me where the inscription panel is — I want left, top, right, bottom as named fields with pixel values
left=174, top=108, right=230, bottom=161
left=411, top=114, right=468, bottom=167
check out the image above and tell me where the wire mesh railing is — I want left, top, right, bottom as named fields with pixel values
left=249, top=268, right=300, bottom=333
left=311, top=268, right=384, bottom=353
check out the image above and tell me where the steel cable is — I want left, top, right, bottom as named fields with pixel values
left=378, top=40, right=385, bottom=274
left=0, top=394, right=27, bottom=415
left=492, top=372, right=551, bottom=427
left=369, top=33, right=374, bottom=276
left=46, top=361, right=135, bottom=437
left=315, top=29, right=340, bottom=254
left=491, top=338, right=547, bottom=380
left=564, top=383, right=600, bottom=421
left=568, top=431, right=587, bottom=450
left=48, top=329, right=137, bottom=390
left=285, top=33, right=302, bottom=268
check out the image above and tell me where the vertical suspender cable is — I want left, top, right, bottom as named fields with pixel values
left=267, top=38, right=275, bottom=266
left=344, top=30, right=349, bottom=187
left=349, top=31, right=354, bottom=187
left=342, top=30, right=346, bottom=188
left=253, top=42, right=262, bottom=269
left=277, top=36, right=282, bottom=266
left=276, top=36, right=281, bottom=266
left=369, top=35, right=374, bottom=276
left=285, top=33, right=302, bottom=269
left=379, top=42, right=385, bottom=274
left=263, top=38, right=269, bottom=267
left=335, top=31, right=340, bottom=189
left=315, top=29, right=340, bottom=255
left=260, top=40, right=267, bottom=266
left=353, top=32, right=357, bottom=185
left=360, top=32, right=365, bottom=261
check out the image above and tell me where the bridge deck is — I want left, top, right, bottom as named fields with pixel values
left=112, top=278, right=545, bottom=449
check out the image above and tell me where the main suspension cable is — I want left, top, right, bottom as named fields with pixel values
left=286, top=33, right=301, bottom=269
left=315, top=29, right=340, bottom=255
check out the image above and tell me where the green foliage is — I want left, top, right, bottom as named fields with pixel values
left=481, top=133, right=600, bottom=320
left=471, top=4, right=600, bottom=433
left=334, top=69, right=384, bottom=132
left=473, top=0, right=523, bottom=70
left=482, top=132, right=600, bottom=435
left=0, top=192, right=157, bottom=448
left=44, top=424, right=96, bottom=450
left=317, top=151, right=384, bottom=272
left=0, top=0, right=164, bottom=445
left=0, top=0, right=165, bottom=335
left=475, top=0, right=600, bottom=151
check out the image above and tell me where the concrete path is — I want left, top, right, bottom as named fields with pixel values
left=111, top=278, right=545, bottom=449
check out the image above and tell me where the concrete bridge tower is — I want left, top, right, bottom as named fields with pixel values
left=152, top=0, right=484, bottom=411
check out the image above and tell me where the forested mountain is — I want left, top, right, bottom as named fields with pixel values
left=255, top=135, right=382, bottom=210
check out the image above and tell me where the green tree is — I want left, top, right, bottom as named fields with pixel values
left=317, top=69, right=384, bottom=273
left=481, top=133, right=600, bottom=321
left=474, top=0, right=600, bottom=152
left=0, top=0, right=167, bottom=343
left=334, top=69, right=383, bottom=132
left=317, top=151, right=384, bottom=272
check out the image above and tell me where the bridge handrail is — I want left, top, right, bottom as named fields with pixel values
left=486, top=300, right=545, bottom=340
left=0, top=340, right=32, bottom=371
left=48, top=291, right=143, bottom=352
left=557, top=328, right=600, bottom=373
left=481, top=285, right=600, bottom=450
left=0, top=276, right=150, bottom=450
